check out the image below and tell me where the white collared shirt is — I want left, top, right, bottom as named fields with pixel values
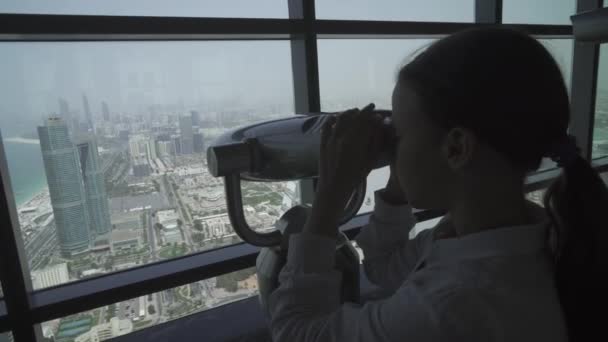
left=268, top=191, right=568, bottom=341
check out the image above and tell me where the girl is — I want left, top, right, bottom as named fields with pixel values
left=268, top=27, right=608, bottom=341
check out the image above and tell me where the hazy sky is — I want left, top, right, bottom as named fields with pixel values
left=0, top=0, right=576, bottom=24
left=0, top=0, right=601, bottom=136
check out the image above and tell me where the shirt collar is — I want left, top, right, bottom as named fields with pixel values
left=426, top=202, right=551, bottom=264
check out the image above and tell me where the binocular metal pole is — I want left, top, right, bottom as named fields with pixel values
left=224, top=172, right=367, bottom=247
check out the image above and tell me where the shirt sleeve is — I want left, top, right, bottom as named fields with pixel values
left=268, top=232, right=441, bottom=342
left=354, top=189, right=430, bottom=293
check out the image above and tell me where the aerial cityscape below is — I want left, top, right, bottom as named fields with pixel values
left=4, top=96, right=315, bottom=341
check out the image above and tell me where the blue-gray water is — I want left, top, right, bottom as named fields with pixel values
left=4, top=140, right=47, bottom=206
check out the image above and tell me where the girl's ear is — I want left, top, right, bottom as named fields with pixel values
left=442, top=126, right=476, bottom=170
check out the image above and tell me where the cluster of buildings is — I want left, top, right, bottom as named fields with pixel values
left=34, top=98, right=212, bottom=261
left=110, top=222, right=144, bottom=254
left=27, top=96, right=303, bottom=341
left=73, top=317, right=133, bottom=342
left=195, top=213, right=234, bottom=240
left=157, top=209, right=183, bottom=244
left=31, top=262, right=69, bottom=289
left=127, top=111, right=206, bottom=178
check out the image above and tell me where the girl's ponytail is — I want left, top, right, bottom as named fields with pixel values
left=543, top=142, right=608, bottom=340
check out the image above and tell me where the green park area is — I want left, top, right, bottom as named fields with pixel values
left=133, top=319, right=153, bottom=330
left=159, top=243, right=188, bottom=259
left=216, top=268, right=257, bottom=292
left=241, top=182, right=284, bottom=207
left=244, top=191, right=282, bottom=207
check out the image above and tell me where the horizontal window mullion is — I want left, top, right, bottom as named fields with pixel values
left=29, top=243, right=259, bottom=324
left=0, top=14, right=572, bottom=41
left=0, top=14, right=305, bottom=38
left=315, top=21, right=571, bottom=36
left=592, top=156, right=608, bottom=173
left=0, top=34, right=294, bottom=42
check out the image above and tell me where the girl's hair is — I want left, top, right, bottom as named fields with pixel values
left=398, top=27, right=608, bottom=340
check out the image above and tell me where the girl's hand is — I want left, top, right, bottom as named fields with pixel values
left=304, top=104, right=385, bottom=238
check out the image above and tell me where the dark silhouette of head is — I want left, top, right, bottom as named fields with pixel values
left=391, top=27, right=608, bottom=340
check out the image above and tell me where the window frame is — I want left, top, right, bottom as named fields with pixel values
left=0, top=1, right=603, bottom=341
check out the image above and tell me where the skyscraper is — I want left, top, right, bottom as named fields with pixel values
left=133, top=157, right=151, bottom=177
left=129, top=135, right=156, bottom=161
left=191, top=110, right=201, bottom=127
left=82, top=94, right=93, bottom=131
left=77, top=138, right=111, bottom=237
left=156, top=141, right=174, bottom=156
left=102, top=101, right=110, bottom=122
left=38, top=118, right=90, bottom=256
left=179, top=115, right=194, bottom=155
left=58, top=97, right=78, bottom=136
left=129, top=135, right=144, bottom=158
left=172, top=135, right=182, bottom=155
left=58, top=98, right=70, bottom=122
left=193, top=131, right=204, bottom=153
left=148, top=137, right=158, bottom=160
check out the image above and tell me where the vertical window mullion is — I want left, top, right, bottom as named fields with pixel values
left=570, top=0, right=603, bottom=160
left=290, top=0, right=320, bottom=204
left=0, top=134, right=39, bottom=342
left=475, top=0, right=503, bottom=24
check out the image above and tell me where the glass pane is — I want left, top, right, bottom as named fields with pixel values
left=503, top=0, right=576, bottom=25
left=318, top=38, right=571, bottom=213
left=318, top=39, right=435, bottom=214
left=540, top=39, right=574, bottom=91
left=316, top=0, right=475, bottom=22
left=0, top=0, right=287, bottom=18
left=39, top=267, right=258, bottom=341
left=0, top=41, right=294, bottom=289
left=593, top=46, right=608, bottom=159
left=538, top=39, right=574, bottom=171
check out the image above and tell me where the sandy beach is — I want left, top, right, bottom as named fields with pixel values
left=18, top=188, right=50, bottom=212
left=5, top=137, right=40, bottom=145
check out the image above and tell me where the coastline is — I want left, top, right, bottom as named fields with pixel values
left=17, top=187, right=50, bottom=211
left=3, top=138, right=47, bottom=207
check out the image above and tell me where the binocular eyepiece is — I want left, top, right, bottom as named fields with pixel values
left=207, top=110, right=396, bottom=181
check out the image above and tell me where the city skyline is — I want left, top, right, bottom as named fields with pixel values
left=1, top=39, right=593, bottom=138
left=0, top=0, right=591, bottom=138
